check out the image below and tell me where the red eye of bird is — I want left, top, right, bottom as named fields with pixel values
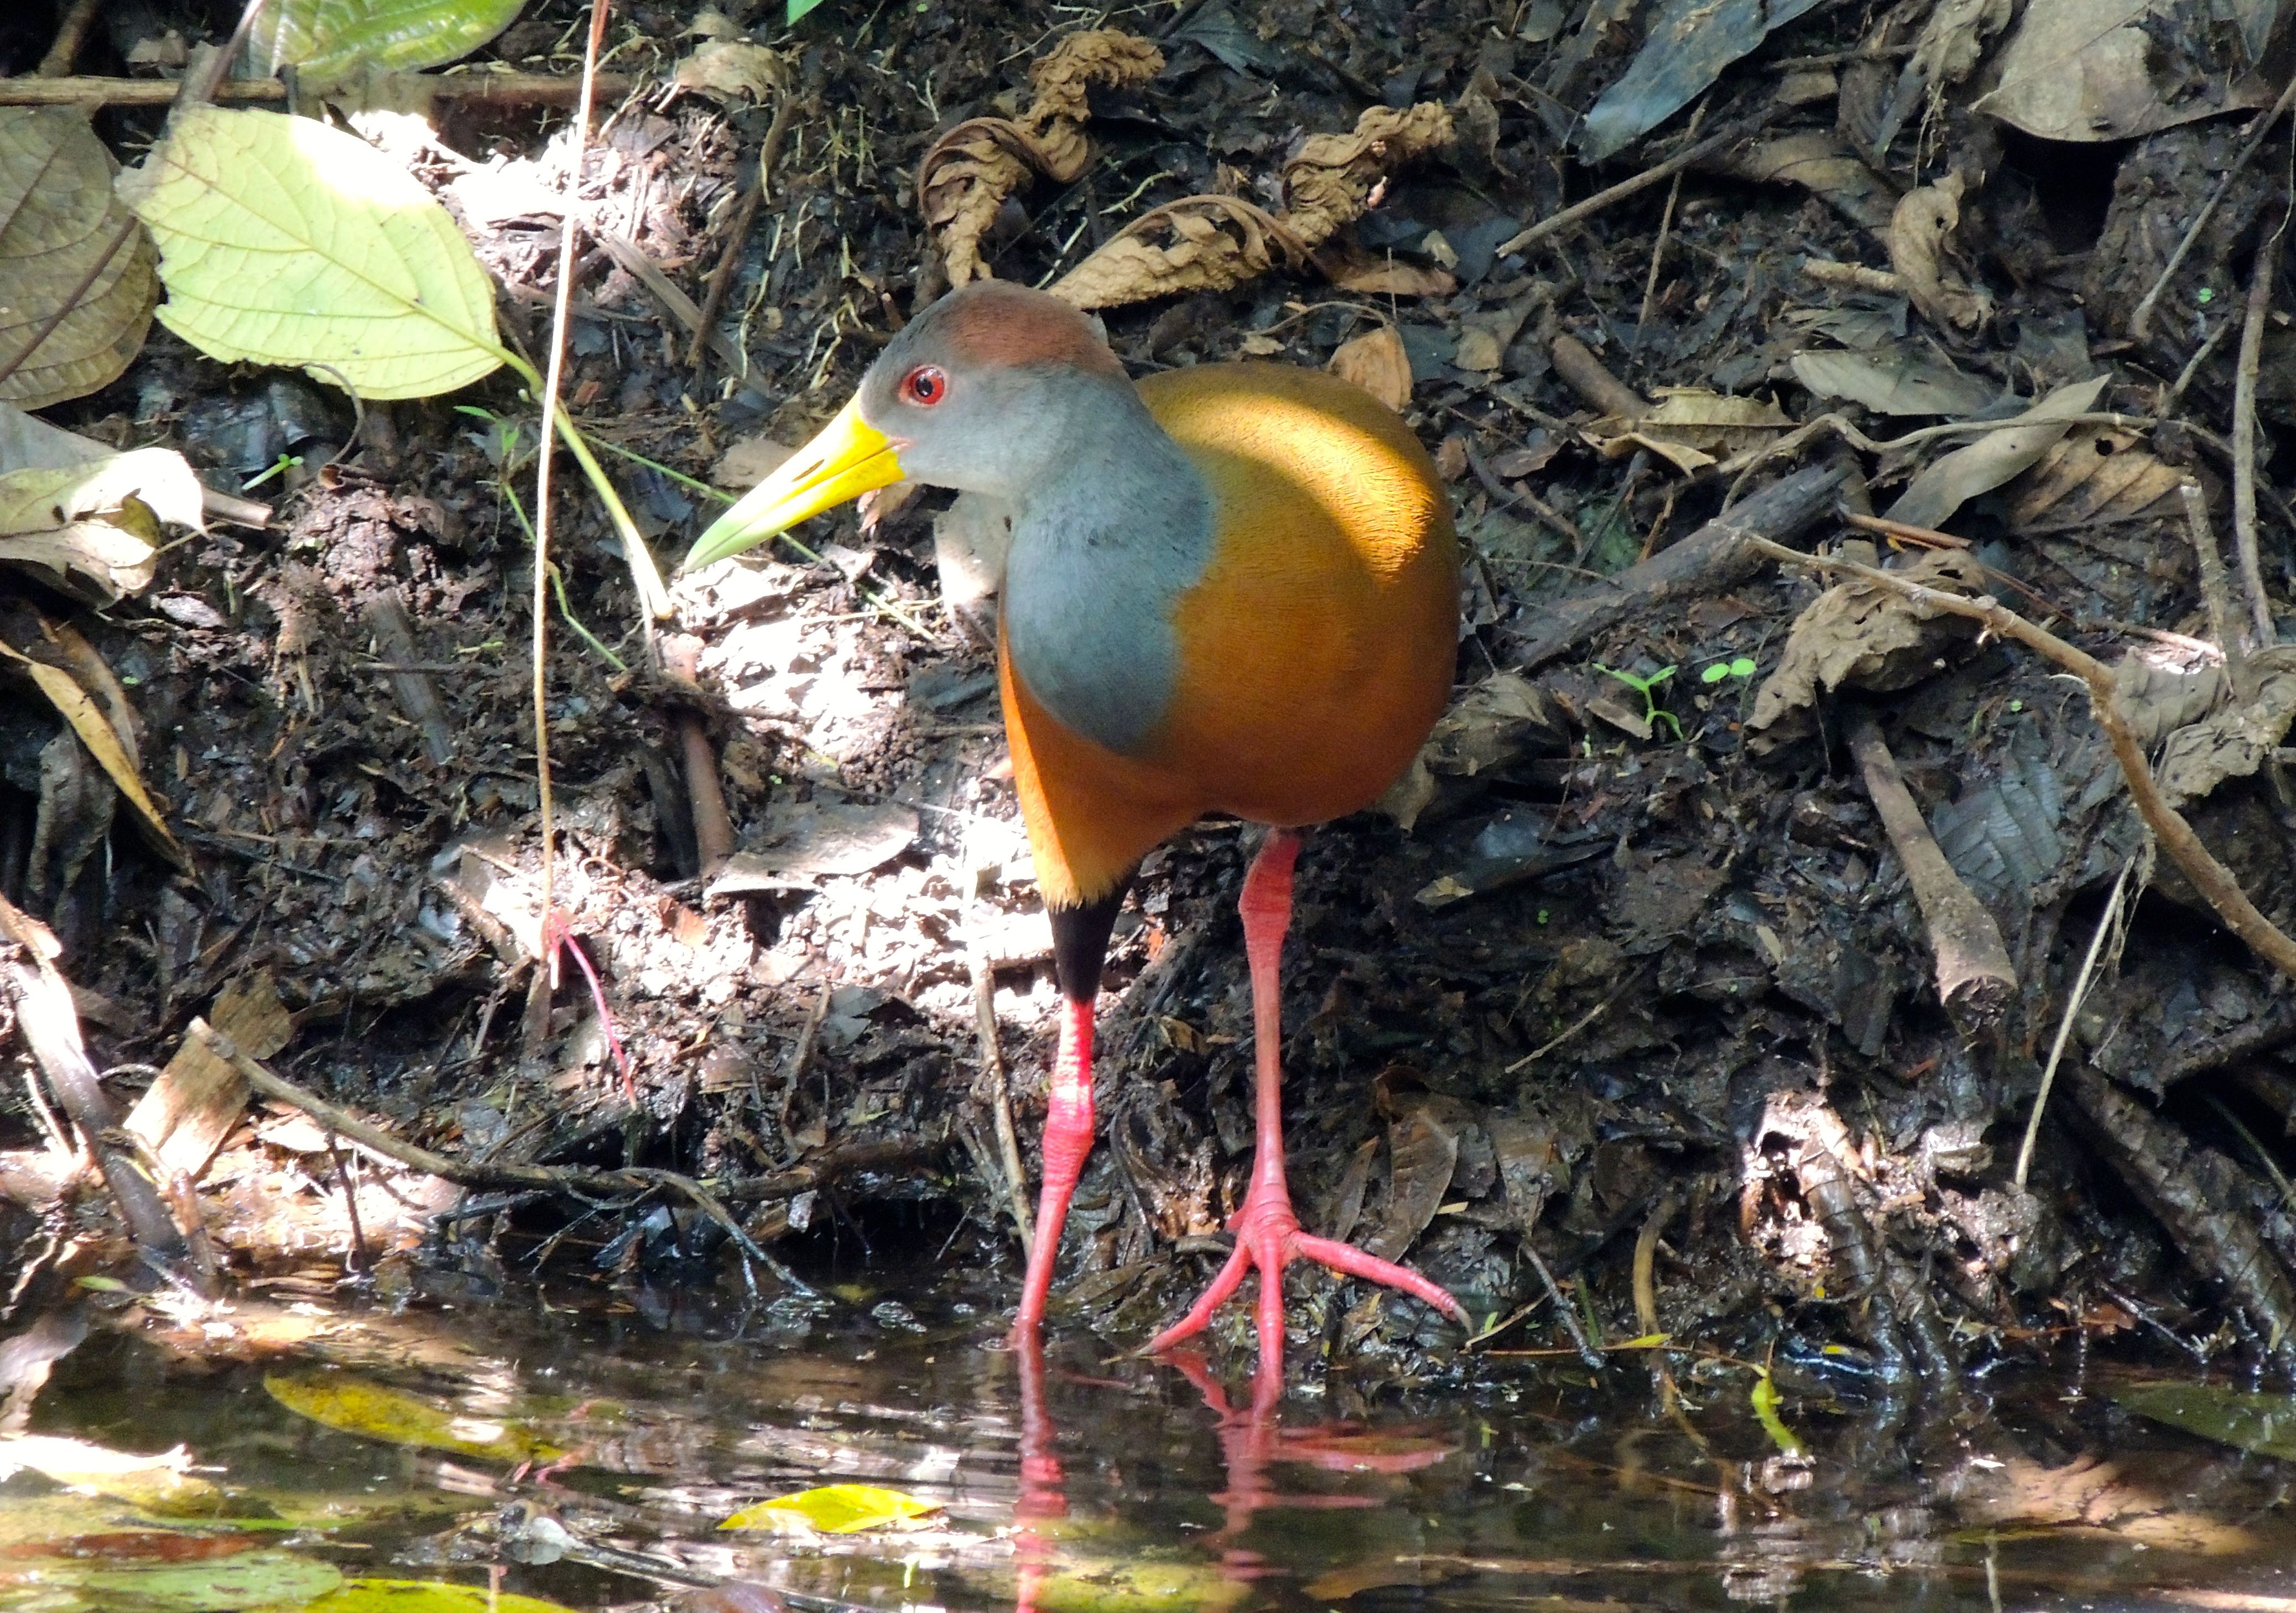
left=901, top=365, right=947, bottom=406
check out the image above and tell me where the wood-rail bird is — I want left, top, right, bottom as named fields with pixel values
left=686, top=280, right=1465, bottom=1365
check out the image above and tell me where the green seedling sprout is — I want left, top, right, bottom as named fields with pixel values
left=1700, top=655, right=1757, bottom=685
left=1596, top=662, right=1683, bottom=741
left=242, top=452, right=302, bottom=492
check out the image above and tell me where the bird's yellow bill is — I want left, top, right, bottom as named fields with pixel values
left=683, top=397, right=903, bottom=570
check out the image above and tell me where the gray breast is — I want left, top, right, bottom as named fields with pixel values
left=999, top=459, right=1214, bottom=757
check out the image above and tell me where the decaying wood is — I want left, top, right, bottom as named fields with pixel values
left=2070, top=1065, right=2296, bottom=1370
left=1842, top=709, right=2017, bottom=1027
left=1513, top=461, right=1851, bottom=670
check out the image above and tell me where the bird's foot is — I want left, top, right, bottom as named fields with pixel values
left=1148, top=1182, right=1464, bottom=1359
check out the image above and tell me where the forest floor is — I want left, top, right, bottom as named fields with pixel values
left=5, top=0, right=2296, bottom=1401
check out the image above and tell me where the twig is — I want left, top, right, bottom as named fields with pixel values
left=777, top=985, right=831, bottom=1151
left=1512, top=461, right=1850, bottom=670
left=1521, top=1239, right=1604, bottom=1370
left=188, top=1021, right=820, bottom=1292
left=35, top=0, right=104, bottom=76
left=2, top=955, right=200, bottom=1291
left=2129, top=71, right=2296, bottom=341
left=660, top=637, right=735, bottom=867
left=969, top=931, right=1034, bottom=1256
left=1633, top=101, right=1704, bottom=357
left=688, top=90, right=798, bottom=375
left=1746, top=535, right=2296, bottom=985
left=1548, top=332, right=1649, bottom=417
left=2232, top=223, right=2283, bottom=646
left=2182, top=482, right=2250, bottom=697
left=366, top=592, right=455, bottom=766
left=529, top=0, right=610, bottom=961
left=1843, top=710, right=2017, bottom=1026
left=2015, top=854, right=2137, bottom=1190
left=0, top=71, right=634, bottom=107
left=1496, top=121, right=1756, bottom=259
left=1803, top=259, right=1901, bottom=293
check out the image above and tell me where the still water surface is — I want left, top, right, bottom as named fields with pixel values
left=19, top=1271, right=2296, bottom=1613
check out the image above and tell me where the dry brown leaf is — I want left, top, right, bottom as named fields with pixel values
left=1279, top=102, right=1454, bottom=242
left=2156, top=658, right=2296, bottom=810
left=2008, top=426, right=2184, bottom=530
left=1888, top=174, right=1990, bottom=331
left=1313, top=244, right=1456, bottom=297
left=1749, top=549, right=1985, bottom=741
left=1053, top=102, right=1454, bottom=310
left=1327, top=325, right=1412, bottom=412
left=1720, top=132, right=1898, bottom=232
left=0, top=635, right=182, bottom=864
left=1585, top=389, right=1791, bottom=472
left=670, top=40, right=788, bottom=104
left=0, top=108, right=159, bottom=409
left=917, top=30, right=1163, bottom=287
left=1885, top=375, right=2110, bottom=530
left=1050, top=195, right=1309, bottom=309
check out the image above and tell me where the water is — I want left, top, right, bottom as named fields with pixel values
left=11, top=1271, right=2296, bottom=1613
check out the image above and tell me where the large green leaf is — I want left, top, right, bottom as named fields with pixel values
left=247, top=0, right=529, bottom=80
left=118, top=107, right=503, bottom=401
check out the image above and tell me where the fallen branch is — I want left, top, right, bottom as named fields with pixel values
left=1843, top=709, right=2017, bottom=1027
left=1512, top=461, right=1849, bottom=670
left=1747, top=535, right=2296, bottom=986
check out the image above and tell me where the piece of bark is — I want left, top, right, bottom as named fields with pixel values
left=1844, top=709, right=2017, bottom=1028
left=126, top=970, right=291, bottom=1183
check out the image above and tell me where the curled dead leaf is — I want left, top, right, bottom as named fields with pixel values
left=1888, top=174, right=1990, bottom=331
left=917, top=30, right=1163, bottom=287
left=1051, top=195, right=1310, bottom=309
left=1749, top=548, right=1986, bottom=744
left=1279, top=102, right=1454, bottom=241
left=1053, top=102, right=1454, bottom=310
left=1329, top=325, right=1412, bottom=412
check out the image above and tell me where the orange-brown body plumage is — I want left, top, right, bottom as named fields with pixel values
left=1003, top=362, right=1458, bottom=908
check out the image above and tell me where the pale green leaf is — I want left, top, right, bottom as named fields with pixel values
left=120, top=107, right=503, bottom=401
left=248, top=0, right=528, bottom=80
left=720, top=1482, right=943, bottom=1533
left=789, top=0, right=829, bottom=20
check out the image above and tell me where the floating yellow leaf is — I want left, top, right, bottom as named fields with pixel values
left=720, top=1482, right=943, bottom=1533
left=263, top=1373, right=564, bottom=1466
left=120, top=107, right=504, bottom=401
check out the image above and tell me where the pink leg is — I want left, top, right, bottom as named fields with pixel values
left=1014, top=996, right=1096, bottom=1341
left=1149, top=830, right=1464, bottom=1362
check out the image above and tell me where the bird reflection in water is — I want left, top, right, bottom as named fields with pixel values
left=1011, top=1336, right=1455, bottom=1613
